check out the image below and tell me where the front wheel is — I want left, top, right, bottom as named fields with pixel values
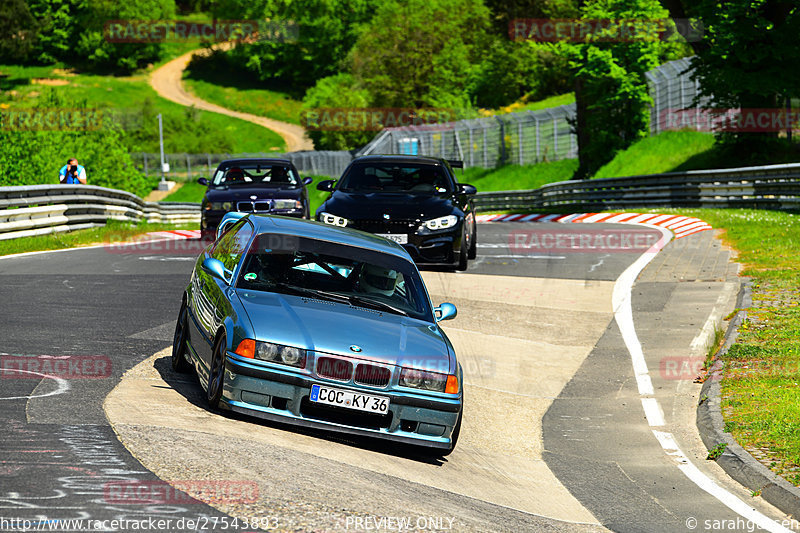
left=441, top=410, right=462, bottom=456
left=171, top=303, right=191, bottom=373
left=207, top=333, right=227, bottom=409
left=467, top=224, right=477, bottom=260
left=456, top=232, right=468, bottom=271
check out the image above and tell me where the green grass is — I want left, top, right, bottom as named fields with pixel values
left=483, top=93, right=575, bottom=116
left=183, top=55, right=304, bottom=125
left=0, top=220, right=196, bottom=257
left=592, top=130, right=716, bottom=179
left=460, top=159, right=578, bottom=191
left=162, top=181, right=207, bottom=202
left=593, top=130, right=800, bottom=179
left=0, top=63, right=286, bottom=153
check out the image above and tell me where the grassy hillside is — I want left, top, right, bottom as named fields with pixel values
left=592, top=130, right=715, bottom=179
left=183, top=54, right=304, bottom=125
left=460, top=159, right=577, bottom=189
left=482, top=93, right=575, bottom=116
left=0, top=64, right=286, bottom=154
left=594, top=129, right=800, bottom=179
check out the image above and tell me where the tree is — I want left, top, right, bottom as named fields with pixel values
left=0, top=0, right=38, bottom=61
left=219, top=0, right=379, bottom=91
left=349, top=0, right=491, bottom=109
left=659, top=0, right=800, bottom=156
left=27, top=0, right=175, bottom=72
left=569, top=0, right=680, bottom=178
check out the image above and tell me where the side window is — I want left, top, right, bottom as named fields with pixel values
left=212, top=169, right=225, bottom=185
left=212, top=220, right=254, bottom=272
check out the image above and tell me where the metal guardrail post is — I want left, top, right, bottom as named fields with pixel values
left=495, top=116, right=506, bottom=166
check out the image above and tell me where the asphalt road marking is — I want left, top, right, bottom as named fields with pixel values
left=0, top=368, right=70, bottom=400
left=640, top=398, right=665, bottom=427
left=690, top=282, right=739, bottom=353
left=614, top=225, right=792, bottom=533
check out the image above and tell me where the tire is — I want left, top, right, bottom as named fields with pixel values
left=456, top=232, right=469, bottom=271
left=171, top=303, right=191, bottom=373
left=207, top=333, right=227, bottom=409
left=467, top=223, right=477, bottom=260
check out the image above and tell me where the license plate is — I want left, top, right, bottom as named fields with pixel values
left=377, top=233, right=408, bottom=244
left=310, top=384, right=390, bottom=414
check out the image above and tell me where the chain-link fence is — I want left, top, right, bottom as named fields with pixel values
left=131, top=58, right=705, bottom=177
left=357, top=105, right=577, bottom=168
left=130, top=151, right=354, bottom=181
left=645, top=57, right=713, bottom=134
left=358, top=57, right=705, bottom=167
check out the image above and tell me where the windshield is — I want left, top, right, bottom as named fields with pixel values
left=237, top=233, right=432, bottom=321
left=212, top=164, right=299, bottom=187
left=337, top=163, right=452, bottom=194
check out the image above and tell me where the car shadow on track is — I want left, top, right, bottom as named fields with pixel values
left=152, top=355, right=450, bottom=466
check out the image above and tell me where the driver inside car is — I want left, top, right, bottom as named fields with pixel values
left=357, top=264, right=399, bottom=297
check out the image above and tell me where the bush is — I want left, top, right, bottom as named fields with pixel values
left=471, top=40, right=571, bottom=109
left=123, top=97, right=236, bottom=153
left=301, top=73, right=373, bottom=150
left=0, top=93, right=158, bottom=197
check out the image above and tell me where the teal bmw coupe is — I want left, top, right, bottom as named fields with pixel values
left=172, top=213, right=463, bottom=454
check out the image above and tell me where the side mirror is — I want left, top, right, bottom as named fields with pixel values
left=316, top=180, right=334, bottom=192
left=201, top=257, right=232, bottom=284
left=459, top=183, right=477, bottom=195
left=302, top=177, right=313, bottom=186
left=216, top=211, right=246, bottom=241
left=434, top=302, right=457, bottom=322
left=197, top=177, right=209, bottom=186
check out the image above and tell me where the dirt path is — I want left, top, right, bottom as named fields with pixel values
left=149, top=45, right=313, bottom=152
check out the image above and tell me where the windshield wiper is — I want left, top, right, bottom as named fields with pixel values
left=347, top=295, right=409, bottom=317
left=269, top=283, right=408, bottom=316
left=272, top=283, right=350, bottom=304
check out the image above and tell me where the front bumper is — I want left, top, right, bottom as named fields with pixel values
left=327, top=219, right=464, bottom=266
left=221, top=353, right=462, bottom=450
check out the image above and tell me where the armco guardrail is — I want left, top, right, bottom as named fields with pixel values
left=473, top=163, right=800, bottom=212
left=0, top=185, right=200, bottom=241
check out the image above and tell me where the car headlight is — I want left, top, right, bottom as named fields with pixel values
left=205, top=201, right=233, bottom=211
left=422, top=215, right=458, bottom=231
left=320, top=212, right=349, bottom=227
left=235, top=339, right=306, bottom=368
left=256, top=341, right=306, bottom=367
left=399, top=368, right=459, bottom=393
left=273, top=199, right=302, bottom=210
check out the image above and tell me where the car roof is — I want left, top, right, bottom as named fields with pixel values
left=350, top=154, right=447, bottom=166
left=245, top=215, right=414, bottom=262
left=218, top=158, right=294, bottom=167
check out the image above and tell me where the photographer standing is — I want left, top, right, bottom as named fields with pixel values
left=59, top=158, right=87, bottom=185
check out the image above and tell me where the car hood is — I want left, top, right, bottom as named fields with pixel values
left=321, top=192, right=455, bottom=220
left=235, top=290, right=452, bottom=373
left=206, top=185, right=303, bottom=202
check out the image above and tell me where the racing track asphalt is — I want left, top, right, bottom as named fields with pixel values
left=0, top=223, right=794, bottom=532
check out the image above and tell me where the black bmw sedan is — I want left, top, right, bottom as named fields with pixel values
left=315, top=155, right=478, bottom=270
left=199, top=158, right=312, bottom=236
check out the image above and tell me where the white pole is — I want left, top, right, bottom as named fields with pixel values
left=158, top=113, right=166, bottom=182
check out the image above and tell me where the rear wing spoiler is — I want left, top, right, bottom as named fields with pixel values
left=447, top=160, right=464, bottom=168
